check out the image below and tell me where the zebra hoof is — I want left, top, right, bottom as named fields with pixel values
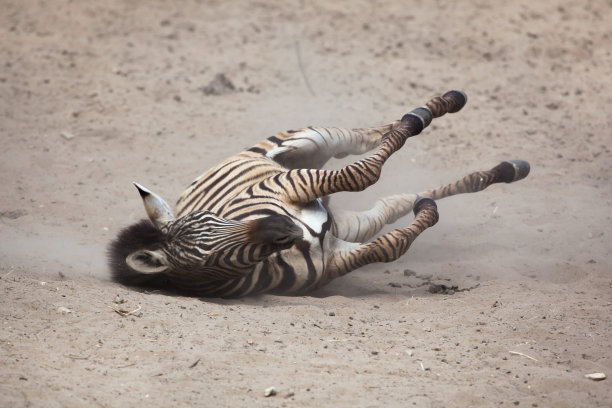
left=506, top=160, right=530, bottom=182
left=442, top=90, right=468, bottom=113
left=493, top=160, right=531, bottom=183
left=413, top=197, right=437, bottom=216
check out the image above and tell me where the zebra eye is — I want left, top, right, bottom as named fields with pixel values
left=271, top=234, right=294, bottom=245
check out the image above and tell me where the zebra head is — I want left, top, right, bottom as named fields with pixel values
left=108, top=183, right=303, bottom=287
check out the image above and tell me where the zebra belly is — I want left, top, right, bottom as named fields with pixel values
left=268, top=198, right=331, bottom=294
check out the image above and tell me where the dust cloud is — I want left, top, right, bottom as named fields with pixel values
left=0, top=228, right=108, bottom=280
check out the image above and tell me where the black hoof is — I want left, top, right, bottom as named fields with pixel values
left=507, top=160, right=530, bottom=182
left=413, top=197, right=437, bottom=216
left=493, top=160, right=531, bottom=183
left=443, top=90, right=468, bottom=113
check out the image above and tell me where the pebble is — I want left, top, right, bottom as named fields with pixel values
left=264, top=387, right=277, bottom=397
left=57, top=306, right=72, bottom=314
left=61, top=131, right=75, bottom=140
left=403, top=269, right=417, bottom=277
left=584, top=372, right=606, bottom=381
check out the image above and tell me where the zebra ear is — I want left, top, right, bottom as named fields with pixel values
left=126, top=249, right=168, bottom=274
left=133, top=182, right=175, bottom=229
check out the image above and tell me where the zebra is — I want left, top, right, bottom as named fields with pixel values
left=108, top=90, right=530, bottom=298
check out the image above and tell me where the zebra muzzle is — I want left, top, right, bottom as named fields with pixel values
left=249, top=215, right=303, bottom=246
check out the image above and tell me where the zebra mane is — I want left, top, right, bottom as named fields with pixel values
left=107, top=219, right=173, bottom=290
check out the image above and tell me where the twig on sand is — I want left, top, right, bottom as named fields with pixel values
left=66, top=354, right=89, bottom=360
left=109, top=304, right=142, bottom=317
left=509, top=350, right=538, bottom=362
left=189, top=358, right=201, bottom=369
left=1, top=268, right=15, bottom=279
left=295, top=41, right=316, bottom=96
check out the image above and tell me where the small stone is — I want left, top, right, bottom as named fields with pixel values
left=389, top=282, right=402, bottom=288
left=201, top=73, right=236, bottom=96
left=403, top=269, right=417, bottom=277
left=406, top=349, right=414, bottom=357
left=57, top=306, right=72, bottom=314
left=328, top=311, right=335, bottom=316
left=264, top=387, right=277, bottom=397
left=584, top=372, right=606, bottom=381
left=61, top=131, right=75, bottom=140
left=284, top=389, right=295, bottom=398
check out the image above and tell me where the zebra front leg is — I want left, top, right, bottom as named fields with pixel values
left=323, top=198, right=439, bottom=282
left=274, top=91, right=468, bottom=203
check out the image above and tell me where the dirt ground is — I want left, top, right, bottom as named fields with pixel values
left=1, top=0, right=611, bottom=407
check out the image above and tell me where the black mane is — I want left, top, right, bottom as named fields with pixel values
left=107, top=219, right=173, bottom=290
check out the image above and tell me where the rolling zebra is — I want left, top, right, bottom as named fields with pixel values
left=108, top=91, right=530, bottom=297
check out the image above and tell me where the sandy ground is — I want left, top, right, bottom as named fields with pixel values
left=1, top=0, right=611, bottom=407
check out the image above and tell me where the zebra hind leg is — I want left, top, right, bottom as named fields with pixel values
left=323, top=198, right=439, bottom=283
left=249, top=90, right=467, bottom=170
left=328, top=193, right=420, bottom=243
left=418, top=160, right=531, bottom=201
left=249, top=124, right=397, bottom=170
left=278, top=91, right=468, bottom=204
left=327, top=159, right=530, bottom=243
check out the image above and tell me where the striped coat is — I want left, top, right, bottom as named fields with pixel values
left=108, top=91, right=530, bottom=297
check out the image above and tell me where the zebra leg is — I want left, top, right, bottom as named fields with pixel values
left=329, top=193, right=419, bottom=242
left=323, top=198, right=439, bottom=282
left=275, top=91, right=468, bottom=204
left=249, top=125, right=396, bottom=170
left=328, top=160, right=530, bottom=242
left=249, top=90, right=467, bottom=170
left=418, top=160, right=531, bottom=200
